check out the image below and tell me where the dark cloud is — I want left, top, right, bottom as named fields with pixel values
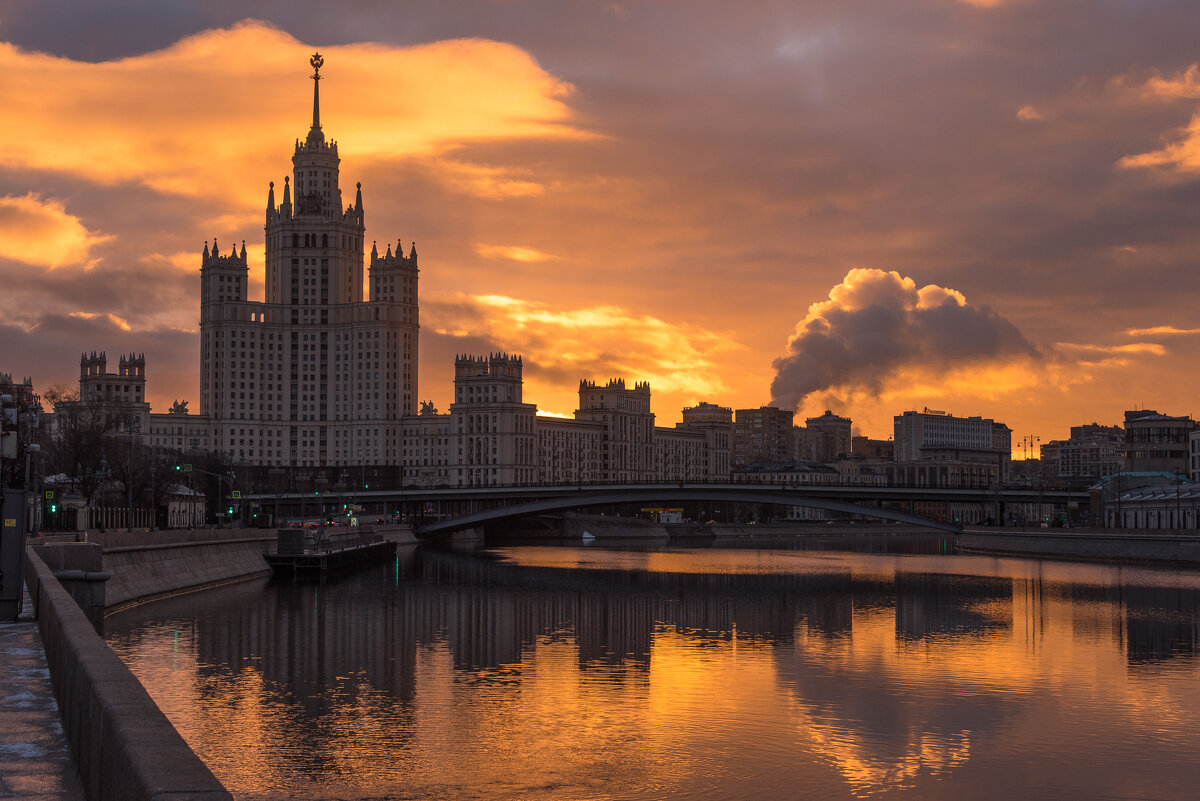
left=0, top=315, right=197, bottom=410
left=770, top=269, right=1039, bottom=413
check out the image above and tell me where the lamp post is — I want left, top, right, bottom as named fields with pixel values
left=24, top=443, right=40, bottom=537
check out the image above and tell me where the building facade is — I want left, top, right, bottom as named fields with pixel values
left=1043, top=423, right=1123, bottom=481
left=893, top=408, right=1011, bottom=482
left=1124, top=410, right=1195, bottom=475
left=198, top=54, right=418, bottom=468
left=800, top=410, right=852, bottom=463
left=733, top=406, right=795, bottom=467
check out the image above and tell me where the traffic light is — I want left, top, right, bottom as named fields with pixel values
left=173, top=464, right=182, bottom=472
left=227, top=505, right=235, bottom=516
left=49, top=503, right=57, bottom=514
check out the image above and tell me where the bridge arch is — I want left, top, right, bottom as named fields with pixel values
left=415, top=487, right=961, bottom=538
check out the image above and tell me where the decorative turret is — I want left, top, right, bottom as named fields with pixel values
left=118, top=352, right=145, bottom=378
left=200, top=236, right=249, bottom=312
left=201, top=238, right=248, bottom=269
left=452, top=353, right=525, bottom=404
left=368, top=238, right=419, bottom=304
left=80, top=351, right=108, bottom=378
left=281, top=175, right=292, bottom=217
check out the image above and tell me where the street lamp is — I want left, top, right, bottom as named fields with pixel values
left=24, top=443, right=40, bottom=536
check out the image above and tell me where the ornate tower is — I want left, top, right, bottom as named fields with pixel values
left=263, top=52, right=367, bottom=311
left=197, top=53, right=422, bottom=468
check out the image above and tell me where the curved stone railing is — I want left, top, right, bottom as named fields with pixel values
left=23, top=545, right=232, bottom=801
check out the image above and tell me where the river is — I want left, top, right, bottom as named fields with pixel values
left=105, top=536, right=1200, bottom=800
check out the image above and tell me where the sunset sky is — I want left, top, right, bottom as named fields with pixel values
left=5, top=1, right=1200, bottom=448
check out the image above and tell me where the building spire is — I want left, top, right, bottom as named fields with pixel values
left=309, top=50, right=324, bottom=131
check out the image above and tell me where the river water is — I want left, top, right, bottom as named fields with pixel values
left=105, top=537, right=1200, bottom=800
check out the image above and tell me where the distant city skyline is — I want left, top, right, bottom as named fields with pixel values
left=4, top=3, right=1200, bottom=444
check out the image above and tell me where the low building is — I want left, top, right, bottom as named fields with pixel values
left=1093, top=472, right=1200, bottom=530
left=1124, top=410, right=1195, bottom=474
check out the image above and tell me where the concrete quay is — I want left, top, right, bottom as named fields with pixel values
left=7, top=522, right=418, bottom=801
left=23, top=543, right=232, bottom=801
left=959, top=526, right=1200, bottom=566
left=0, top=585, right=85, bottom=801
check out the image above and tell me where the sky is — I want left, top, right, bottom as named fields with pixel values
left=4, top=0, right=1200, bottom=449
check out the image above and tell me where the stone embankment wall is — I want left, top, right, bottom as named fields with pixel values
left=21, top=524, right=416, bottom=801
left=102, top=533, right=273, bottom=613
left=562, top=513, right=669, bottom=540
left=46, top=524, right=417, bottom=613
left=959, top=527, right=1200, bottom=565
left=559, top=514, right=942, bottom=541
left=23, top=546, right=232, bottom=801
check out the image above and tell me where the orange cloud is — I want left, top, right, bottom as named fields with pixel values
left=0, top=193, right=112, bottom=268
left=0, top=20, right=587, bottom=206
left=1118, top=112, right=1200, bottom=172
left=473, top=244, right=557, bottom=262
left=1016, top=105, right=1043, bottom=121
left=1140, top=64, right=1200, bottom=100
left=1124, top=325, right=1200, bottom=337
left=427, top=291, right=743, bottom=410
left=1055, top=341, right=1168, bottom=360
left=1118, top=65, right=1200, bottom=172
left=68, top=311, right=132, bottom=331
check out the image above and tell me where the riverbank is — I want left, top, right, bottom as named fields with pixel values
left=17, top=523, right=418, bottom=801
left=959, top=526, right=1200, bottom=567
left=550, top=513, right=943, bottom=542
left=23, top=544, right=232, bottom=801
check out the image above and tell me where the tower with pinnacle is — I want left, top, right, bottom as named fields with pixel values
left=198, top=53, right=420, bottom=469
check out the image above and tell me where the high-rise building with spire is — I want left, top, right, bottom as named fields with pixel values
left=64, top=54, right=734, bottom=496
left=199, top=53, right=419, bottom=467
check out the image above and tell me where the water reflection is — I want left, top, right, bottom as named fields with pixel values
left=106, top=542, right=1200, bottom=801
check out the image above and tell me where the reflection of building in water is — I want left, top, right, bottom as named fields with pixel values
left=576, top=597, right=654, bottom=666
left=1122, top=584, right=1200, bottom=666
left=894, top=573, right=1013, bottom=641
left=798, top=594, right=854, bottom=639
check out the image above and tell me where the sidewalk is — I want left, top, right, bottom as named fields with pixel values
left=0, top=586, right=85, bottom=801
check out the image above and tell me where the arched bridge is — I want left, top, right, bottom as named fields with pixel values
left=415, top=486, right=970, bottom=537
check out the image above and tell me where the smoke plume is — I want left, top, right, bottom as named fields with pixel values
left=770, top=268, right=1039, bottom=412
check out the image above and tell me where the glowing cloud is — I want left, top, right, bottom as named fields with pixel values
left=1140, top=64, right=1200, bottom=100
left=426, top=292, right=742, bottom=401
left=1054, top=341, right=1168, bottom=366
left=67, top=311, right=132, bottom=331
left=0, top=193, right=112, bottom=268
left=0, top=20, right=586, bottom=205
left=1125, top=325, right=1200, bottom=337
left=770, top=268, right=1039, bottom=413
left=1016, top=105, right=1043, bottom=121
left=1118, top=112, right=1200, bottom=172
left=1119, top=64, right=1200, bottom=172
left=474, top=244, right=557, bottom=262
